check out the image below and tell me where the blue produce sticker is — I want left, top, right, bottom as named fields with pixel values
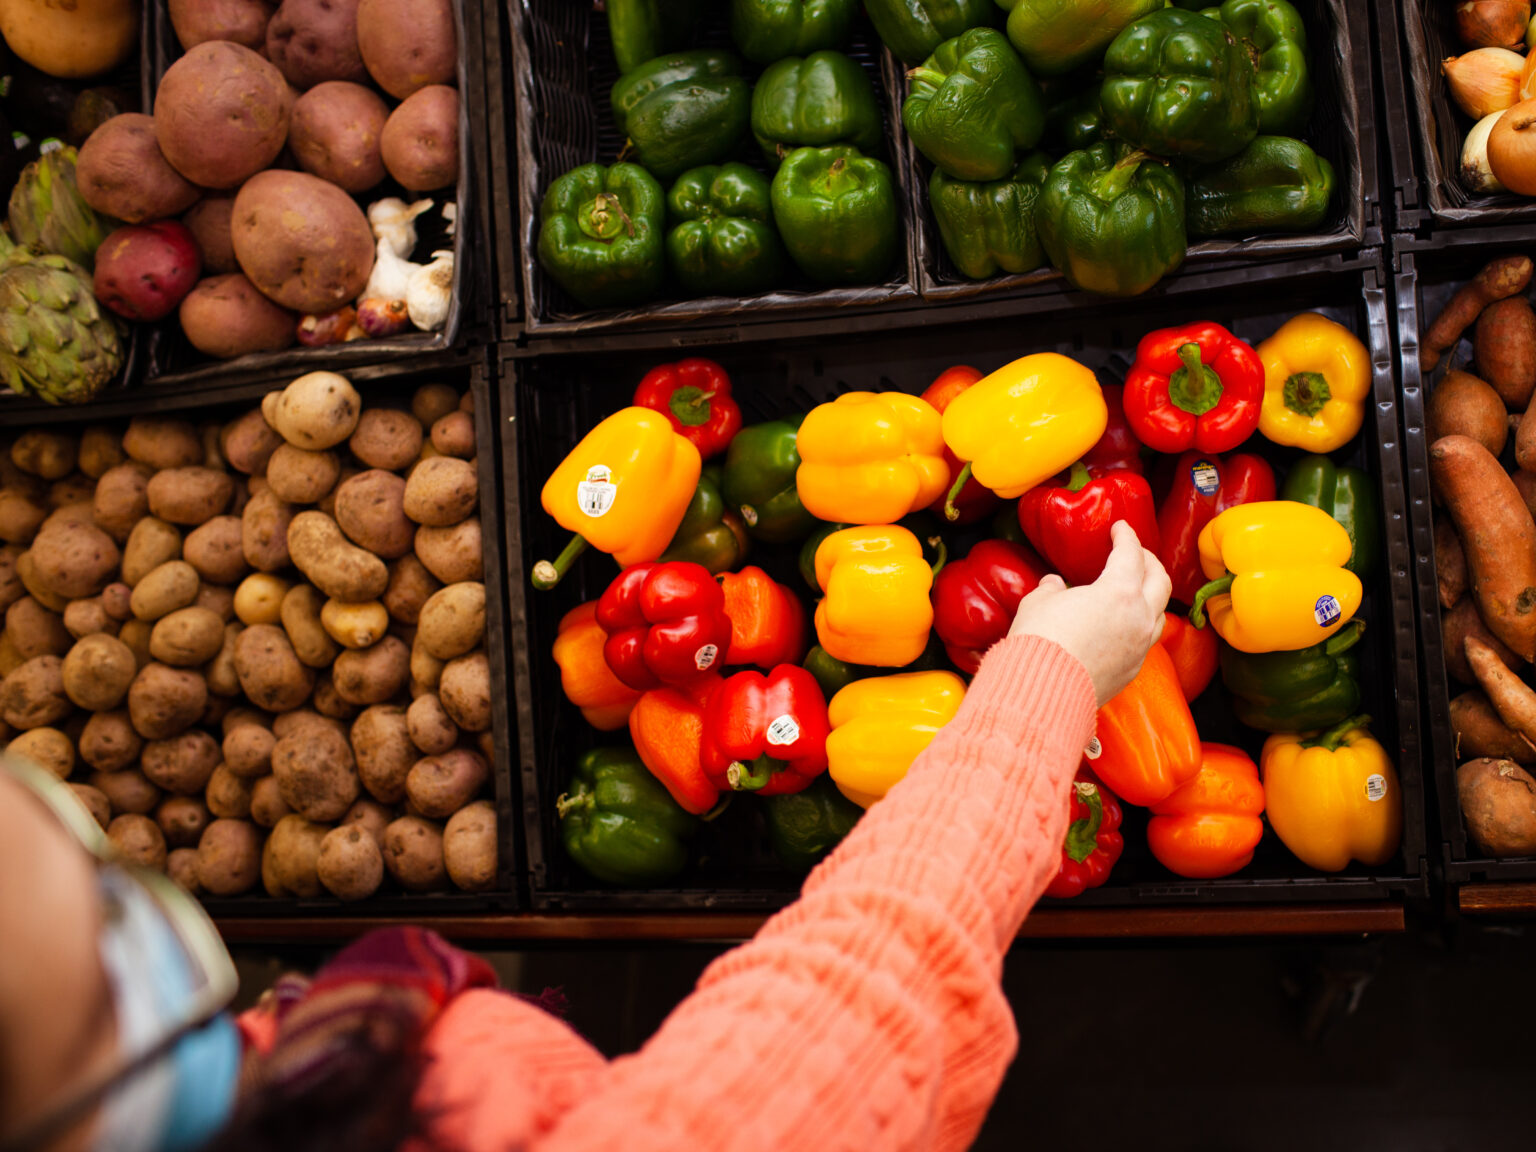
left=1191, top=460, right=1220, bottom=495
left=1313, top=594, right=1341, bottom=627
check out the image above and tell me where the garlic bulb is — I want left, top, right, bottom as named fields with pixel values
left=363, top=237, right=417, bottom=304
left=367, top=197, right=434, bottom=259
left=1463, top=109, right=1509, bottom=192
left=407, top=250, right=454, bottom=332
left=1443, top=47, right=1526, bottom=119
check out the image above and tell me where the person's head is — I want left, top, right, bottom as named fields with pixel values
left=0, top=756, right=240, bottom=1152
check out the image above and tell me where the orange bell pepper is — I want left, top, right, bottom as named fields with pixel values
left=1160, top=611, right=1217, bottom=703
left=1088, top=642, right=1201, bottom=807
left=719, top=566, right=808, bottom=669
left=552, top=602, right=641, bottom=730
left=629, top=674, right=722, bottom=815
left=1147, top=742, right=1266, bottom=879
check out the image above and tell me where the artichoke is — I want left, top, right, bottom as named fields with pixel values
left=8, top=144, right=110, bottom=269
left=0, top=230, right=123, bottom=406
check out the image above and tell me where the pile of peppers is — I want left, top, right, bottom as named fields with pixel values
left=543, top=325, right=1401, bottom=891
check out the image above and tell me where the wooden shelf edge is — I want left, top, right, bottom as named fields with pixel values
left=1459, top=882, right=1536, bottom=915
left=216, top=902, right=1405, bottom=946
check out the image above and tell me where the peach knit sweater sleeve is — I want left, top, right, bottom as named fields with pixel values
left=411, top=635, right=1098, bottom=1152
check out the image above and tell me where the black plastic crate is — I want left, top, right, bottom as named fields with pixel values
left=1394, top=228, right=1536, bottom=885
left=121, top=0, right=493, bottom=391
left=504, top=0, right=919, bottom=337
left=906, top=0, right=1378, bottom=303
left=13, top=347, right=522, bottom=915
left=1388, top=0, right=1536, bottom=229
left=500, top=258, right=1428, bottom=911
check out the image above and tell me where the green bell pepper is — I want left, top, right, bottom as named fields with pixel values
left=802, top=633, right=950, bottom=697
left=764, top=773, right=864, bottom=870
left=991, top=500, right=1026, bottom=546
left=666, top=163, right=787, bottom=296
left=1218, top=620, right=1364, bottom=734
left=902, top=28, right=1044, bottom=182
left=1205, top=0, right=1311, bottom=135
left=751, top=51, right=883, bottom=164
left=660, top=465, right=752, bottom=573
left=557, top=747, right=699, bottom=886
left=1186, top=135, right=1333, bottom=237
left=799, top=520, right=851, bottom=591
left=1279, top=453, right=1379, bottom=579
left=611, top=51, right=752, bottom=183
left=864, top=0, right=997, bottom=65
left=722, top=415, right=819, bottom=542
left=929, top=151, right=1050, bottom=280
left=1004, top=0, right=1162, bottom=77
left=730, top=0, right=861, bottom=66
left=1045, top=88, right=1104, bottom=152
left=537, top=162, right=666, bottom=309
left=1100, top=8, right=1258, bottom=164
left=771, top=145, right=899, bottom=285
left=607, top=0, right=707, bottom=74
left=1036, top=142, right=1186, bottom=297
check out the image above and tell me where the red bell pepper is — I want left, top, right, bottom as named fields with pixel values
left=1017, top=462, right=1161, bottom=587
left=921, top=365, right=999, bottom=525
left=1044, top=768, right=1124, bottom=899
left=1079, top=383, right=1144, bottom=476
left=930, top=538, right=1050, bottom=674
left=632, top=357, right=743, bottom=460
left=699, top=664, right=831, bottom=795
left=1156, top=450, right=1276, bottom=607
left=1160, top=611, right=1218, bottom=703
left=1123, top=322, right=1264, bottom=455
left=1089, top=642, right=1202, bottom=807
left=718, top=566, right=808, bottom=669
left=1147, top=742, right=1265, bottom=879
left=595, top=560, right=733, bottom=691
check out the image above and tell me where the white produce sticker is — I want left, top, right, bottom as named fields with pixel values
left=1191, top=460, right=1219, bottom=495
left=1365, top=774, right=1388, bottom=802
left=1084, top=735, right=1102, bottom=760
left=577, top=465, right=617, bottom=518
left=1313, top=594, right=1341, bottom=627
left=694, top=644, right=718, bottom=671
left=765, top=715, right=801, bottom=746
left=740, top=504, right=759, bottom=527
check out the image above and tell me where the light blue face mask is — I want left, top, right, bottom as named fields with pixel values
left=91, top=870, right=241, bottom=1152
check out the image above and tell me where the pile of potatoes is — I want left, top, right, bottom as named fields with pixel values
left=72, top=0, right=461, bottom=359
left=0, top=370, right=498, bottom=901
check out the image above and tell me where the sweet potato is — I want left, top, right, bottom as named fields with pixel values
left=1421, top=255, right=1534, bottom=373
left=1444, top=597, right=1518, bottom=684
left=1429, top=369, right=1508, bottom=456
left=1476, top=296, right=1536, bottom=410
left=1458, top=757, right=1536, bottom=857
left=1467, top=634, right=1536, bottom=751
left=1430, top=434, right=1536, bottom=660
left=1451, top=690, right=1536, bottom=764
left=1435, top=514, right=1469, bottom=610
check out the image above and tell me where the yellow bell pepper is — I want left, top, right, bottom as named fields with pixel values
left=814, top=525, right=936, bottom=666
left=795, top=392, right=950, bottom=524
left=1190, top=501, right=1362, bottom=653
left=1260, top=715, right=1401, bottom=872
left=939, top=352, right=1106, bottom=518
left=534, top=407, right=701, bottom=589
left=1256, top=313, right=1371, bottom=452
left=827, top=670, right=967, bottom=807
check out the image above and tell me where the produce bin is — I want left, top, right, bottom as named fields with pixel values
left=12, top=347, right=522, bottom=915
left=501, top=257, right=1429, bottom=912
left=123, top=0, right=494, bottom=390
left=1387, top=0, right=1536, bottom=229
left=1394, top=227, right=1536, bottom=884
left=503, top=0, right=919, bottom=337
left=908, top=0, right=1378, bottom=303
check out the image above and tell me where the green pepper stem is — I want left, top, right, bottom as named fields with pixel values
left=1188, top=573, right=1235, bottom=629
left=668, top=386, right=718, bottom=426
left=1168, top=342, right=1224, bottom=417
left=1063, top=781, right=1104, bottom=863
left=1094, top=149, right=1150, bottom=202
left=1323, top=619, right=1366, bottom=657
left=906, top=65, right=947, bottom=89
left=942, top=462, right=974, bottom=521
left=819, top=156, right=858, bottom=198
left=1302, top=713, right=1371, bottom=751
left=579, top=191, right=635, bottom=242
left=553, top=791, right=589, bottom=820
left=928, top=536, right=948, bottom=579
left=1283, top=371, right=1331, bottom=418
left=728, top=755, right=777, bottom=792
left=1066, top=461, right=1091, bottom=493
left=532, top=534, right=589, bottom=591
left=701, top=793, right=734, bottom=822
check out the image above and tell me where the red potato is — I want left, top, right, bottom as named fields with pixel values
left=156, top=41, right=293, bottom=189
left=179, top=274, right=298, bottom=361
left=94, top=222, right=203, bottom=323
left=266, top=0, right=368, bottom=88
left=357, top=0, right=456, bottom=98
left=183, top=196, right=239, bottom=276
left=380, top=85, right=458, bottom=192
left=169, top=0, right=277, bottom=51
left=289, top=82, right=389, bottom=193
left=232, top=170, right=375, bottom=314
left=76, top=113, right=202, bottom=225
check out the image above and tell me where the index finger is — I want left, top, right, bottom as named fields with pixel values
left=1097, top=520, right=1147, bottom=588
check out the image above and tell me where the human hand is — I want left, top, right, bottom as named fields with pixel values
left=1007, top=521, right=1172, bottom=706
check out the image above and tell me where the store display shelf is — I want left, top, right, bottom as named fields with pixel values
left=1458, top=883, right=1536, bottom=915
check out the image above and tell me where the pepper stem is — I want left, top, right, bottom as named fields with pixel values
left=1168, top=342, right=1224, bottom=416
left=1188, top=573, right=1235, bottom=629
left=1095, top=149, right=1150, bottom=202
left=553, top=791, right=590, bottom=820
left=532, top=534, right=589, bottom=590
left=1303, top=713, right=1371, bottom=751
left=579, top=191, right=634, bottom=242
left=1063, top=781, right=1104, bottom=863
left=819, top=156, right=858, bottom=197
left=701, top=793, right=734, bottom=822
left=1283, top=371, right=1331, bottom=417
left=928, top=536, right=948, bottom=579
left=942, top=462, right=974, bottom=521
left=668, top=386, right=717, bottom=427
left=727, top=754, right=777, bottom=792
left=906, top=65, right=947, bottom=89
left=1323, top=619, right=1366, bottom=657
left=1066, top=461, right=1091, bottom=493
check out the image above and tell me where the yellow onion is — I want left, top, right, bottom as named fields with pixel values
left=1488, top=97, right=1536, bottom=193
left=1458, top=0, right=1531, bottom=48
left=1463, top=110, right=1508, bottom=192
left=1443, top=47, right=1527, bottom=118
